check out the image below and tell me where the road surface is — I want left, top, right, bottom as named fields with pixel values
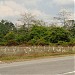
left=0, top=56, right=75, bottom=75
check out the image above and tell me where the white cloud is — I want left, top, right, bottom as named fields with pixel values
left=0, top=0, right=51, bottom=22
left=1, top=0, right=73, bottom=24
left=49, top=0, right=74, bottom=7
left=19, top=0, right=42, bottom=6
left=30, top=9, right=51, bottom=22
left=0, top=5, right=13, bottom=16
left=30, top=9, right=43, bottom=16
left=52, top=0, right=74, bottom=5
left=0, top=0, right=45, bottom=17
left=0, top=0, right=27, bottom=17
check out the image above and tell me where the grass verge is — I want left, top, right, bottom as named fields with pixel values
left=0, top=52, right=75, bottom=63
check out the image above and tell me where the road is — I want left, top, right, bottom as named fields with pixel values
left=0, top=56, right=75, bottom=75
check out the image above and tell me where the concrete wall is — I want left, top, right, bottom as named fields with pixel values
left=0, top=46, right=75, bottom=56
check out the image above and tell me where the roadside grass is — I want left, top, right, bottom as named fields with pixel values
left=0, top=52, right=75, bottom=63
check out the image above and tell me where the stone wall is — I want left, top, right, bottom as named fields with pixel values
left=0, top=46, right=75, bottom=56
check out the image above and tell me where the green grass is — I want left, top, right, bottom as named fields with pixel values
left=0, top=52, right=75, bottom=63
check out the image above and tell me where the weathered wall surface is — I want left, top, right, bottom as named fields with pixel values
left=0, top=46, right=75, bottom=56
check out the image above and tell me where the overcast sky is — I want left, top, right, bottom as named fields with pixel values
left=0, top=0, right=74, bottom=24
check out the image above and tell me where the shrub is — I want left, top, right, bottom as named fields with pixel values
left=4, top=31, right=15, bottom=40
left=6, top=40, right=18, bottom=46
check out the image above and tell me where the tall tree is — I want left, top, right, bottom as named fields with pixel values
left=19, top=12, right=36, bottom=30
left=0, top=20, right=16, bottom=35
left=54, top=9, right=71, bottom=26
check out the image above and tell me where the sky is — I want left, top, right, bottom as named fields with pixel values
left=0, top=0, right=74, bottom=24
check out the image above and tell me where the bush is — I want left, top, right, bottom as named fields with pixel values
left=4, top=31, right=15, bottom=40
left=68, top=38, right=75, bottom=46
left=49, top=27, right=71, bottom=43
left=57, top=41, right=68, bottom=46
left=6, top=40, right=18, bottom=46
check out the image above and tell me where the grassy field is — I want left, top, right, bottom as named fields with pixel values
left=0, top=46, right=75, bottom=62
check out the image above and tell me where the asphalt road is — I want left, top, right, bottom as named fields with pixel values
left=0, top=56, right=75, bottom=75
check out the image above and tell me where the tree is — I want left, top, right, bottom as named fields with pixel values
left=0, top=20, right=16, bottom=35
left=28, top=25, right=48, bottom=45
left=19, top=12, right=36, bottom=30
left=54, top=9, right=71, bottom=26
left=4, top=31, right=18, bottom=46
left=29, top=25, right=47, bottom=40
left=46, top=27, right=71, bottom=43
left=4, top=31, right=15, bottom=40
left=33, top=19, right=46, bottom=26
left=70, top=24, right=75, bottom=37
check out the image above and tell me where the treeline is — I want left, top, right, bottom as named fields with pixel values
left=0, top=19, right=75, bottom=46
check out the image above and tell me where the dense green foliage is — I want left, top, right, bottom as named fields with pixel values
left=0, top=20, right=16, bottom=35
left=0, top=20, right=75, bottom=46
